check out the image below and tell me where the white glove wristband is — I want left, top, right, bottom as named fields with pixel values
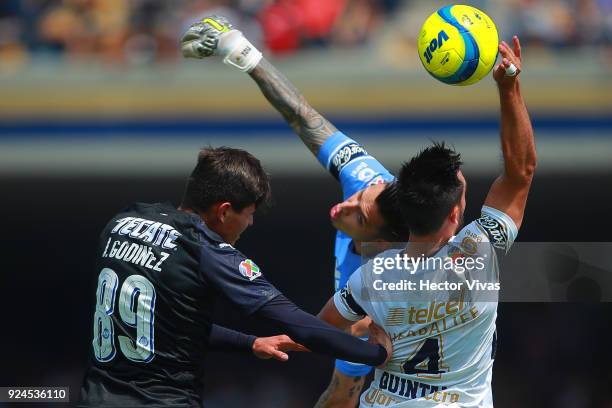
left=505, top=63, right=518, bottom=77
left=217, top=30, right=262, bottom=73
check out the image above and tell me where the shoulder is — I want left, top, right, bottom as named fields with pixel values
left=200, top=238, right=239, bottom=264
left=199, top=240, right=263, bottom=281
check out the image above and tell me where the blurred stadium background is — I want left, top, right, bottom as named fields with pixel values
left=0, top=0, right=611, bottom=407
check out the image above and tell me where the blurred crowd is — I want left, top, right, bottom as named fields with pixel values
left=0, top=0, right=611, bottom=68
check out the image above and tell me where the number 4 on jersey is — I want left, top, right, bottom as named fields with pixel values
left=402, top=337, right=449, bottom=378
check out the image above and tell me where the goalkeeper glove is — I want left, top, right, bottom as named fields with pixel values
left=181, top=15, right=263, bottom=73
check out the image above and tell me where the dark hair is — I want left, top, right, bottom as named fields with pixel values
left=376, top=182, right=411, bottom=241
left=181, top=147, right=271, bottom=212
left=396, top=142, right=463, bottom=235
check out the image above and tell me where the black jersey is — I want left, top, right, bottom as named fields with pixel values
left=80, top=202, right=280, bottom=407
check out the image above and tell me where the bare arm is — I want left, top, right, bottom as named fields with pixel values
left=249, top=58, right=337, bottom=157
left=484, top=37, right=537, bottom=229
left=318, top=297, right=356, bottom=331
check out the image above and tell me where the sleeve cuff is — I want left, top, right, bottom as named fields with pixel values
left=316, top=131, right=351, bottom=170
left=245, top=335, right=257, bottom=351
left=333, top=290, right=365, bottom=322
left=482, top=205, right=519, bottom=243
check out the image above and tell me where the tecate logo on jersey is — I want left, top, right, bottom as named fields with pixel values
left=111, top=217, right=182, bottom=250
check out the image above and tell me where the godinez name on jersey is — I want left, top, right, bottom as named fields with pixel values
left=100, top=216, right=181, bottom=272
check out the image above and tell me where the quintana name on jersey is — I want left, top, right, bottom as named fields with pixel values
left=364, top=371, right=460, bottom=405
left=101, top=238, right=170, bottom=272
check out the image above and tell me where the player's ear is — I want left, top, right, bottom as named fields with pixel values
left=216, top=202, right=232, bottom=223
left=449, top=204, right=461, bottom=225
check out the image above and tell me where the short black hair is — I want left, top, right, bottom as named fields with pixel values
left=376, top=183, right=411, bottom=241
left=181, top=147, right=271, bottom=212
left=397, top=142, right=463, bottom=235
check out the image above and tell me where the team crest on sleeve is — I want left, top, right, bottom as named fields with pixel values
left=239, top=259, right=261, bottom=281
left=447, top=245, right=465, bottom=261
left=460, top=236, right=478, bottom=255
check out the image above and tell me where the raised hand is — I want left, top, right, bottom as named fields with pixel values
left=493, top=35, right=522, bottom=88
left=252, top=335, right=310, bottom=362
left=181, top=15, right=233, bottom=59
left=180, top=15, right=262, bottom=72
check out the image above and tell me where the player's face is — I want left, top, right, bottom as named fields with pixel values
left=330, top=183, right=387, bottom=243
left=224, top=204, right=256, bottom=245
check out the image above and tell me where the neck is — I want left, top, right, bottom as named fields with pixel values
left=179, top=206, right=211, bottom=225
left=406, top=232, right=451, bottom=258
left=180, top=205, right=229, bottom=243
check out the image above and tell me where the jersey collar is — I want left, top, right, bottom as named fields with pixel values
left=198, top=219, right=225, bottom=244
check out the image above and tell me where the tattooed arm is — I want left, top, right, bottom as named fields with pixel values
left=314, top=370, right=365, bottom=408
left=181, top=16, right=343, bottom=158
left=249, top=58, right=337, bottom=157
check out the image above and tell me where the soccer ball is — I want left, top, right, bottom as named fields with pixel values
left=418, top=5, right=499, bottom=86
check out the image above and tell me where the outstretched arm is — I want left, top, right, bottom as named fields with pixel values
left=254, top=295, right=391, bottom=367
left=249, top=58, right=337, bottom=156
left=181, top=16, right=336, bottom=157
left=484, top=36, right=537, bottom=229
left=208, top=324, right=307, bottom=362
left=181, top=16, right=396, bottom=194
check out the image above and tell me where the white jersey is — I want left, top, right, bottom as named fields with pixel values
left=334, top=206, right=518, bottom=408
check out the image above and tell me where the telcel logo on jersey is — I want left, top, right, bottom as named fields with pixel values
left=384, top=295, right=466, bottom=327
left=111, top=217, right=181, bottom=250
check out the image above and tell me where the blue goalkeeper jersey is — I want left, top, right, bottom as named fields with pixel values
left=316, top=131, right=395, bottom=291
